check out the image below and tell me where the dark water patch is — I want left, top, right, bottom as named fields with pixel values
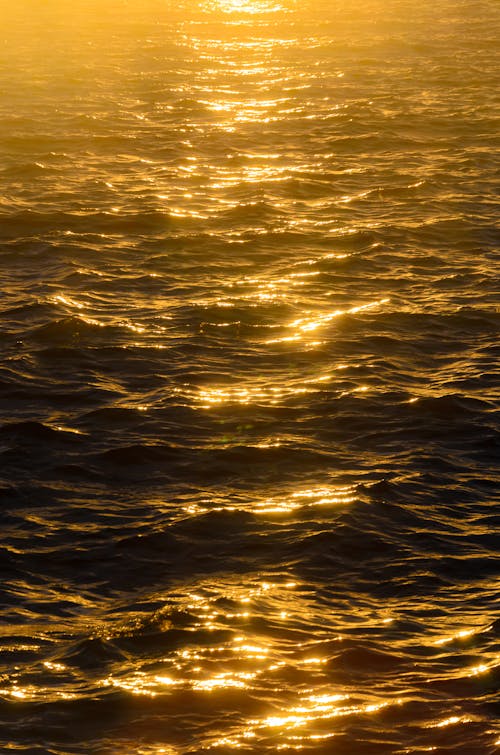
left=0, top=301, right=63, bottom=327
left=0, top=421, right=83, bottom=444
left=30, top=317, right=119, bottom=346
left=95, top=443, right=183, bottom=467
left=0, top=210, right=174, bottom=239
left=79, top=407, right=151, bottom=427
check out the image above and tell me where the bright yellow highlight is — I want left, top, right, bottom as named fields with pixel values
left=257, top=485, right=356, bottom=513
left=267, top=298, right=390, bottom=343
left=429, top=715, right=473, bottom=728
left=208, top=0, right=287, bottom=15
left=0, top=685, right=75, bottom=702
left=434, top=624, right=492, bottom=645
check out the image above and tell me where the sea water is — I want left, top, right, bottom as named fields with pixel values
left=0, top=1, right=499, bottom=752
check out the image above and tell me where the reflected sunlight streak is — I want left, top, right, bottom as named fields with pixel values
left=207, top=0, right=288, bottom=15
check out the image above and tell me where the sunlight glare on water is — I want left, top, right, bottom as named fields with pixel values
left=0, top=0, right=499, bottom=752
left=206, top=0, right=289, bottom=15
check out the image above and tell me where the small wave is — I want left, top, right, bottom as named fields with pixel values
left=0, top=210, right=172, bottom=239
left=1, top=161, right=53, bottom=178
left=0, top=421, right=82, bottom=443
left=80, top=407, right=149, bottom=426
left=332, top=645, right=406, bottom=674
left=30, top=316, right=116, bottom=345
left=61, top=637, right=128, bottom=671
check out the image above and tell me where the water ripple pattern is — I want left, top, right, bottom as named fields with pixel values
left=0, top=0, right=499, bottom=753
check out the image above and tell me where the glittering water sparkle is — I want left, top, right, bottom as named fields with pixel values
left=0, top=0, right=499, bottom=753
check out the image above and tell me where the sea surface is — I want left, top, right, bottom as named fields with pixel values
left=0, top=0, right=499, bottom=752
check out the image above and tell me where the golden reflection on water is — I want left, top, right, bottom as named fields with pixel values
left=466, top=658, right=499, bottom=677
left=52, top=294, right=84, bottom=310
left=267, top=297, right=390, bottom=343
left=429, top=715, right=474, bottom=728
left=5, top=572, right=496, bottom=751
left=206, top=0, right=288, bottom=15
left=190, top=358, right=366, bottom=409
left=208, top=695, right=402, bottom=750
left=43, top=661, right=67, bottom=672
left=100, top=647, right=404, bottom=751
left=193, top=670, right=258, bottom=690
left=90, top=572, right=499, bottom=750
left=93, top=575, right=408, bottom=753
left=194, top=380, right=313, bottom=408
left=257, top=485, right=356, bottom=513
left=97, top=579, right=297, bottom=700
left=182, top=485, right=356, bottom=517
left=433, top=622, right=494, bottom=647
left=0, top=684, right=76, bottom=702
left=191, top=380, right=366, bottom=420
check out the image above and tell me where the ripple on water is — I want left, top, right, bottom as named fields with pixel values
left=1, top=0, right=499, bottom=753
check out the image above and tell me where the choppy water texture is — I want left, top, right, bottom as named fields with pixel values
left=1, top=0, right=499, bottom=752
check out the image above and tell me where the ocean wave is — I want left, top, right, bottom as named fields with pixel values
left=1, top=0, right=499, bottom=752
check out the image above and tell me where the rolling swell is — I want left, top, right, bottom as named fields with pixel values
left=1, top=0, right=499, bottom=753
